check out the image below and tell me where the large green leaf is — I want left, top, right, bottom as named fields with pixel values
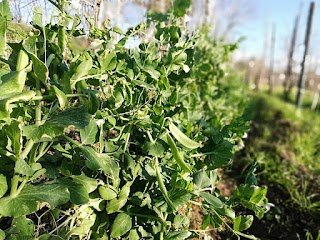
left=70, top=58, right=92, bottom=88
left=80, top=146, right=120, bottom=177
left=71, top=173, right=97, bottom=193
left=110, top=213, right=132, bottom=238
left=0, top=69, right=30, bottom=100
left=0, top=0, right=12, bottom=21
left=0, top=183, right=70, bottom=217
left=194, top=170, right=211, bottom=189
left=200, top=192, right=223, bottom=209
left=32, top=6, right=43, bottom=27
left=80, top=120, right=98, bottom=145
left=22, top=36, right=48, bottom=86
left=14, top=160, right=34, bottom=176
left=2, top=120, right=22, bottom=156
left=0, top=174, right=8, bottom=198
left=100, top=52, right=117, bottom=72
left=6, top=216, right=34, bottom=240
left=58, top=178, right=89, bottom=204
left=23, top=107, right=91, bottom=141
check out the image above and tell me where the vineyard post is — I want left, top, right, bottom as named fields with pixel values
left=283, top=14, right=300, bottom=100
left=296, top=1, right=315, bottom=108
left=268, top=23, right=276, bottom=94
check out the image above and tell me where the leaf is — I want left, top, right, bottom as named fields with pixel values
left=14, top=160, right=34, bottom=177
left=99, top=185, right=117, bottom=200
left=169, top=122, right=201, bottom=149
left=0, top=68, right=30, bottom=99
left=200, top=192, right=223, bottom=209
left=194, top=170, right=211, bottom=189
left=173, top=0, right=191, bottom=17
left=143, top=64, right=160, bottom=80
left=23, top=107, right=90, bottom=141
left=32, top=6, right=42, bottom=27
left=71, top=173, right=97, bottom=193
left=165, top=231, right=191, bottom=240
left=52, top=85, right=68, bottom=110
left=0, top=229, right=4, bottom=239
left=0, top=183, right=70, bottom=217
left=2, top=120, right=22, bottom=156
left=233, top=215, right=254, bottom=231
left=173, top=215, right=189, bottom=229
left=58, top=178, right=89, bottom=204
left=129, top=229, right=140, bottom=240
left=142, top=141, right=165, bottom=157
left=80, top=146, right=120, bottom=177
left=70, top=58, right=92, bottom=88
left=22, top=36, right=48, bottom=86
left=80, top=120, right=98, bottom=145
left=0, top=16, right=6, bottom=53
left=100, top=52, right=117, bottom=72
left=6, top=216, right=34, bottom=240
left=0, top=0, right=12, bottom=21
left=0, top=174, right=8, bottom=198
left=110, top=213, right=132, bottom=238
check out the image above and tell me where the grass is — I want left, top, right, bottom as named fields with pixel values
left=230, top=91, right=320, bottom=239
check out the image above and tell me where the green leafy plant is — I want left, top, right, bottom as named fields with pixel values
left=0, top=1, right=268, bottom=239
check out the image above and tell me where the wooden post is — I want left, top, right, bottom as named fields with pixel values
left=283, top=14, right=300, bottom=99
left=296, top=2, right=315, bottom=108
left=268, top=23, right=276, bottom=94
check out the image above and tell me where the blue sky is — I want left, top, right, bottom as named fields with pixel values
left=233, top=0, right=320, bottom=71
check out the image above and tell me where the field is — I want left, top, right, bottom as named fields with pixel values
left=0, top=0, right=320, bottom=239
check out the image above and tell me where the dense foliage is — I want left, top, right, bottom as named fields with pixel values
left=0, top=1, right=268, bottom=239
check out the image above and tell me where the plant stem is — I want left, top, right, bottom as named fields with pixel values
left=10, top=175, right=20, bottom=196
left=62, top=135, right=81, bottom=147
left=123, top=125, right=132, bottom=152
left=35, top=79, right=42, bottom=126
left=16, top=179, right=28, bottom=195
left=20, top=140, right=35, bottom=160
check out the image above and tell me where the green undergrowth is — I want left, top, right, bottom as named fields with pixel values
left=232, top=93, right=320, bottom=239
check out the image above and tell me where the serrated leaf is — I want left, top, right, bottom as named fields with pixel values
left=169, top=122, right=201, bottom=149
left=0, top=174, right=8, bottom=198
left=110, top=213, right=132, bottom=238
left=233, top=215, right=253, bottom=231
left=200, top=192, right=223, bottom=209
left=58, top=178, right=89, bottom=204
left=0, top=183, right=70, bottom=217
left=80, top=120, right=98, bottom=145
